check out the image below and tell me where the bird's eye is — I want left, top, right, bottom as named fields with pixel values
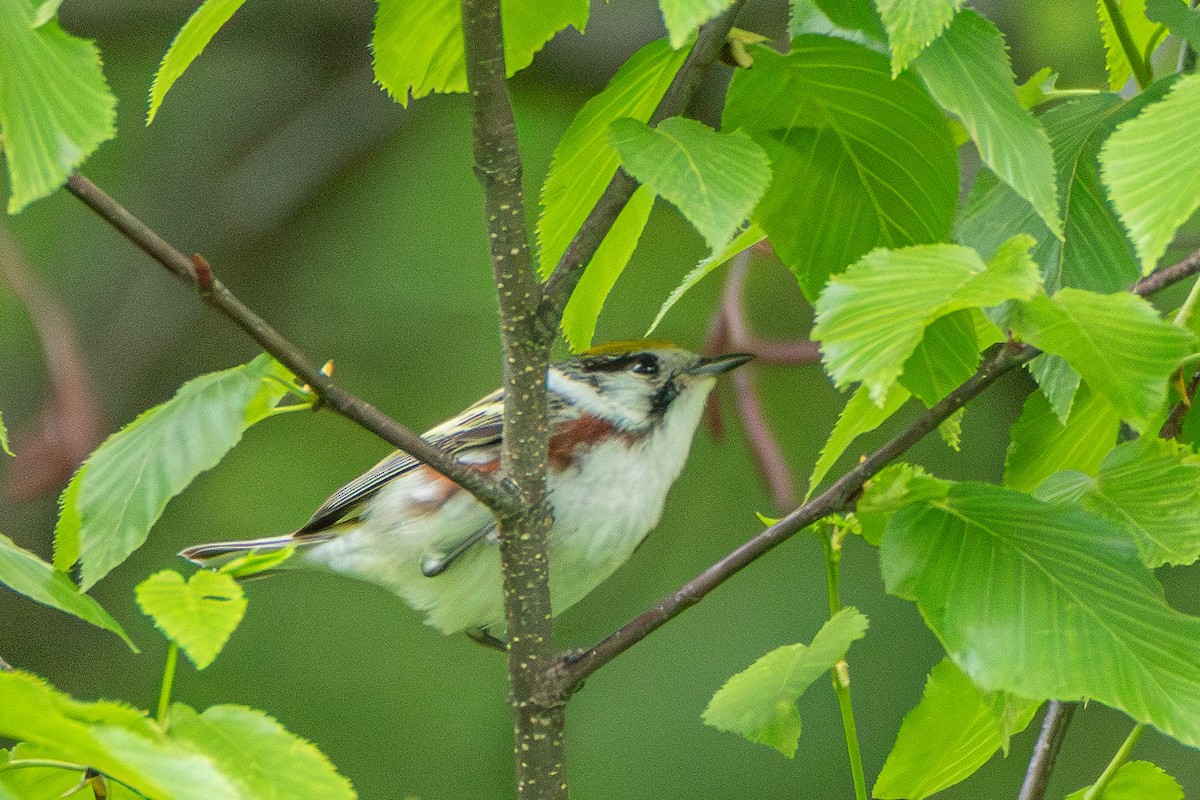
left=630, top=355, right=659, bottom=376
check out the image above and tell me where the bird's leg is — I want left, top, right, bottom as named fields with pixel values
left=466, top=626, right=508, bottom=652
left=421, top=522, right=496, bottom=577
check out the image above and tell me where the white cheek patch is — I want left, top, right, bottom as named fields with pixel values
left=547, top=368, right=602, bottom=408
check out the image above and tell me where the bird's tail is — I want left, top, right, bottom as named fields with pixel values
left=180, top=531, right=336, bottom=569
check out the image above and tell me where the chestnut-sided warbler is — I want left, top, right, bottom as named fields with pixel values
left=182, top=342, right=750, bottom=640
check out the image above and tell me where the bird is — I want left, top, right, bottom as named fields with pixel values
left=181, top=341, right=751, bottom=643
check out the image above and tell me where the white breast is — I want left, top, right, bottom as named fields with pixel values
left=306, top=380, right=715, bottom=634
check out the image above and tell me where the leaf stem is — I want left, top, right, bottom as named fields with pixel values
left=156, top=641, right=179, bottom=725
left=1081, top=724, right=1144, bottom=800
left=2, top=760, right=152, bottom=799
left=2, top=758, right=90, bottom=772
left=1102, top=0, right=1155, bottom=89
left=1144, top=23, right=1168, bottom=68
left=821, top=524, right=867, bottom=800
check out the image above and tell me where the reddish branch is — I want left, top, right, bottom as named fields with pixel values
left=702, top=252, right=819, bottom=511
left=0, top=230, right=103, bottom=499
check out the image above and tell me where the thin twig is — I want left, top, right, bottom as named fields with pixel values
left=1018, top=701, right=1077, bottom=800
left=547, top=247, right=1200, bottom=694
left=538, top=2, right=747, bottom=327
left=63, top=173, right=519, bottom=516
left=1133, top=248, right=1200, bottom=295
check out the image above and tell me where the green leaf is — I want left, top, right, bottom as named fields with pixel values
left=135, top=570, right=246, bottom=669
left=1026, top=353, right=1081, bottom=423
left=146, top=0, right=248, bottom=125
left=1147, top=0, right=1200, bottom=50
left=1098, top=0, right=1159, bottom=90
left=372, top=0, right=587, bottom=107
left=722, top=38, right=958, bottom=300
left=169, top=704, right=355, bottom=800
left=899, top=311, right=981, bottom=408
left=31, top=0, right=63, bottom=26
left=647, top=224, right=765, bottom=335
left=1101, top=73, right=1200, bottom=275
left=855, top=463, right=951, bottom=546
left=1010, top=289, right=1195, bottom=432
left=1003, top=384, right=1120, bottom=493
left=0, top=671, right=238, bottom=800
left=873, top=659, right=1038, bottom=800
left=937, top=407, right=964, bottom=451
left=0, top=742, right=101, bottom=800
left=538, top=39, right=691, bottom=277
left=1036, top=438, right=1200, bottom=568
left=659, top=0, right=734, bottom=48
left=561, top=186, right=655, bottom=352
left=56, top=355, right=296, bottom=589
left=799, top=0, right=886, bottom=40
left=788, top=0, right=880, bottom=43
left=702, top=608, right=868, bottom=757
left=1065, top=760, right=1183, bottom=800
left=807, top=384, right=910, bottom=500
left=812, top=237, right=1041, bottom=405
left=608, top=117, right=771, bottom=255
left=915, top=11, right=1060, bottom=239
left=217, top=546, right=295, bottom=579
left=876, top=0, right=963, bottom=75
left=0, top=533, right=135, bottom=650
left=0, top=411, right=11, bottom=456
left=1015, top=67, right=1101, bottom=110
left=959, top=86, right=1172, bottom=294
left=882, top=482, right=1200, bottom=749
left=0, top=0, right=116, bottom=213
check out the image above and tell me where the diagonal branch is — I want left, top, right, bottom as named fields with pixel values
left=538, top=1, right=747, bottom=329
left=547, top=248, right=1200, bottom=694
left=64, top=172, right=520, bottom=516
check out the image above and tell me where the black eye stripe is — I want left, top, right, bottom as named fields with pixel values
left=581, top=353, right=658, bottom=374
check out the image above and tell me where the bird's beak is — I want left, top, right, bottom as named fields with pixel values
left=686, top=352, right=753, bottom=377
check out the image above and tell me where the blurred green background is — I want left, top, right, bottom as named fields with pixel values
left=2, top=1, right=1198, bottom=797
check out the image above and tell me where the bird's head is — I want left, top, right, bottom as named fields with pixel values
left=550, top=341, right=752, bottom=433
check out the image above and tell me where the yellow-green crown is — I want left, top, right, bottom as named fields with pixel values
left=583, top=339, right=679, bottom=357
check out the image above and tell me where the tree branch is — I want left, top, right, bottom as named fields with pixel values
left=63, top=173, right=520, bottom=516
left=547, top=247, right=1200, bottom=694
left=1134, top=247, right=1200, bottom=295
left=1018, top=701, right=1077, bottom=800
left=460, top=2, right=561, bottom=798
left=538, top=1, right=747, bottom=328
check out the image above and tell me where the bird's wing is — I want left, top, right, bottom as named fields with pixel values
left=295, top=389, right=506, bottom=535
